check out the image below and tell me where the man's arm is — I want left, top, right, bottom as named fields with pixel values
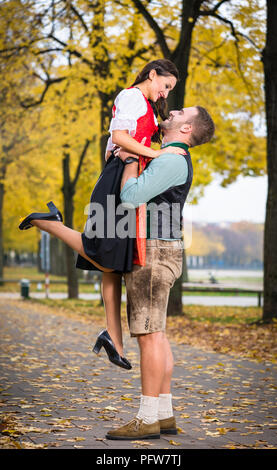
left=120, top=159, right=139, bottom=191
left=120, top=153, right=188, bottom=208
left=117, top=138, right=145, bottom=191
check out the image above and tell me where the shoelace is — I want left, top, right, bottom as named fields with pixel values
left=130, top=418, right=143, bottom=431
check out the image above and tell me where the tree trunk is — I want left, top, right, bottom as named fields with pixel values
left=262, top=0, right=277, bottom=321
left=62, top=151, right=79, bottom=299
left=0, top=180, right=4, bottom=284
left=99, top=92, right=111, bottom=169
left=50, top=238, right=67, bottom=276
left=167, top=22, right=194, bottom=316
left=99, top=88, right=122, bottom=169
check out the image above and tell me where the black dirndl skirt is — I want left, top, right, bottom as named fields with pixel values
left=76, top=153, right=135, bottom=273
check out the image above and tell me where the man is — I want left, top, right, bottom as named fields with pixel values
left=106, top=106, right=215, bottom=440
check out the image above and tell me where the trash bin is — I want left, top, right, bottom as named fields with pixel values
left=20, top=279, right=30, bottom=298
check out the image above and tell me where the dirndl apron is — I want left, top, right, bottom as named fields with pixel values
left=76, top=152, right=135, bottom=273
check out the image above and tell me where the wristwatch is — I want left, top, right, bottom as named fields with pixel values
left=124, top=157, right=139, bottom=164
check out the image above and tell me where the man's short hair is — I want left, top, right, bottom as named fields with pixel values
left=188, top=106, right=215, bottom=147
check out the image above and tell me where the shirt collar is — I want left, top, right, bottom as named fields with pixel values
left=161, top=141, right=189, bottom=152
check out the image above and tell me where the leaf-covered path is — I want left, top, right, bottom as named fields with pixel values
left=0, top=299, right=276, bottom=449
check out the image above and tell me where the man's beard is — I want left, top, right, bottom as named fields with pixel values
left=160, top=115, right=172, bottom=129
left=160, top=115, right=178, bottom=131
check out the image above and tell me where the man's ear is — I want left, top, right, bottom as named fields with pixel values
left=180, top=123, right=192, bottom=135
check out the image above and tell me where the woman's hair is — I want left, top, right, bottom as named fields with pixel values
left=131, top=59, right=179, bottom=143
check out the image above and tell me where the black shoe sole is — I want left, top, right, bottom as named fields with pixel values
left=160, top=429, right=177, bottom=434
left=106, top=434, right=160, bottom=440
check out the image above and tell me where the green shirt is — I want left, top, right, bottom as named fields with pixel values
left=120, top=142, right=189, bottom=208
left=120, top=142, right=190, bottom=240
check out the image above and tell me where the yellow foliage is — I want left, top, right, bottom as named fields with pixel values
left=186, top=226, right=225, bottom=257
left=0, top=0, right=267, bottom=256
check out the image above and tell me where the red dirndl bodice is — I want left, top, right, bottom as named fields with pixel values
left=127, top=89, right=158, bottom=266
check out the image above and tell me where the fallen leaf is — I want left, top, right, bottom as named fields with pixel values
left=169, top=440, right=181, bottom=446
left=131, top=440, right=154, bottom=446
left=120, top=395, right=132, bottom=401
left=216, top=428, right=228, bottom=435
left=103, top=406, right=118, bottom=412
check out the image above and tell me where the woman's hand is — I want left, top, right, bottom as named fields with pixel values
left=154, top=146, right=186, bottom=157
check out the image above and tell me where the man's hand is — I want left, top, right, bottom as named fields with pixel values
left=119, top=139, right=147, bottom=192
left=114, top=137, right=146, bottom=161
left=114, top=147, right=138, bottom=162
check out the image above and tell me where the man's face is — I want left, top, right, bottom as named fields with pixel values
left=160, top=106, right=198, bottom=131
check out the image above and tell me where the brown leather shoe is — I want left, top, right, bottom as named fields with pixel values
left=159, top=416, right=177, bottom=434
left=106, top=417, right=160, bottom=440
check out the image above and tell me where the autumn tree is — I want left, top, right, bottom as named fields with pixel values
left=0, top=0, right=153, bottom=296
left=0, top=1, right=42, bottom=281
left=1, top=1, right=267, bottom=310
left=186, top=224, right=225, bottom=260
left=30, top=77, right=99, bottom=298
left=200, top=222, right=263, bottom=267
left=129, top=0, right=266, bottom=314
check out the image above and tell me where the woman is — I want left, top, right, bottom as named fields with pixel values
left=19, top=59, right=182, bottom=370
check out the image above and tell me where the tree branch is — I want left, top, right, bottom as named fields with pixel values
left=69, top=2, right=89, bottom=32
left=191, top=36, right=231, bottom=69
left=201, top=0, right=231, bottom=14
left=48, top=33, right=94, bottom=68
left=19, top=76, right=66, bottom=108
left=34, top=48, right=64, bottom=55
left=198, top=10, right=258, bottom=104
left=198, top=10, right=261, bottom=52
left=130, top=0, right=171, bottom=58
left=72, top=136, right=95, bottom=190
left=0, top=37, right=46, bottom=57
left=60, top=0, right=89, bottom=32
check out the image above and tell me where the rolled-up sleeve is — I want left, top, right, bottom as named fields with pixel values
left=120, top=153, right=188, bottom=208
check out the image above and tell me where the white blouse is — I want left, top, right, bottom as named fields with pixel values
left=106, top=88, right=158, bottom=151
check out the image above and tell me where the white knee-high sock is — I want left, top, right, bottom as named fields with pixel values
left=136, top=395, right=159, bottom=424
left=158, top=393, right=173, bottom=420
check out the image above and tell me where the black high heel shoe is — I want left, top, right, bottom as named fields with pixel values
left=92, top=330, right=132, bottom=370
left=19, top=201, right=63, bottom=230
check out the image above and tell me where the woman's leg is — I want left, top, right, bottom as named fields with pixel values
left=31, top=220, right=125, bottom=355
left=101, top=272, right=124, bottom=357
left=31, top=219, right=113, bottom=272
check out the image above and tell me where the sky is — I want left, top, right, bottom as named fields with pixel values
left=189, top=175, right=267, bottom=224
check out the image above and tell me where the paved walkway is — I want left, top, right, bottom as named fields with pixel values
left=0, top=299, right=276, bottom=450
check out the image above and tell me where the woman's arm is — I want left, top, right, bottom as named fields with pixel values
left=112, top=130, right=185, bottom=158
left=112, top=130, right=156, bottom=158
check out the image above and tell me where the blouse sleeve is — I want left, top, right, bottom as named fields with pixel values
left=108, top=88, right=147, bottom=136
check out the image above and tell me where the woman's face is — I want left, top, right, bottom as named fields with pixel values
left=148, top=70, right=177, bottom=102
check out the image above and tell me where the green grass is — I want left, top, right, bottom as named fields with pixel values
left=182, top=290, right=257, bottom=297
left=0, top=266, right=100, bottom=294
left=29, top=297, right=105, bottom=320
left=26, top=297, right=263, bottom=327
left=181, top=304, right=262, bottom=324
